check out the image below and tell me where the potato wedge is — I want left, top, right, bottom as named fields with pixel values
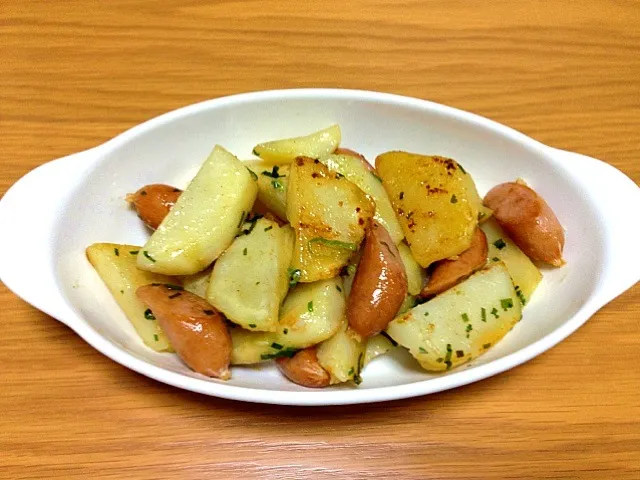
left=319, top=152, right=404, bottom=244
left=252, top=125, right=341, bottom=163
left=126, top=184, right=181, bottom=230
left=137, top=285, right=231, bottom=379
left=287, top=157, right=375, bottom=282
left=484, top=182, right=565, bottom=267
left=363, top=333, right=395, bottom=366
left=206, top=219, right=294, bottom=332
left=421, top=227, right=488, bottom=298
left=376, top=152, right=483, bottom=267
left=230, top=278, right=345, bottom=364
left=137, top=146, right=258, bottom=275
left=316, top=321, right=366, bottom=385
left=276, top=347, right=331, bottom=388
left=347, top=222, right=408, bottom=338
left=397, top=241, right=426, bottom=295
left=482, top=218, right=542, bottom=305
left=244, top=161, right=289, bottom=220
left=387, top=262, right=521, bottom=371
left=85, top=243, right=176, bottom=351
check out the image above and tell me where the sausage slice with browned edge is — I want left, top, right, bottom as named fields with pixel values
left=484, top=182, right=565, bottom=267
left=136, top=284, right=232, bottom=379
left=276, top=347, right=331, bottom=388
left=347, top=222, right=408, bottom=338
left=420, top=227, right=488, bottom=298
left=126, top=184, right=182, bottom=230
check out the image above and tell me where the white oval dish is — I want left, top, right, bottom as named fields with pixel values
left=1, top=89, right=638, bottom=406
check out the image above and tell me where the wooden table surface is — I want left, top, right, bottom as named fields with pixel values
left=2, top=1, right=639, bottom=478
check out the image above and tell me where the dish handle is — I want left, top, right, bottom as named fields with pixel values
left=548, top=147, right=640, bottom=304
left=0, top=147, right=102, bottom=324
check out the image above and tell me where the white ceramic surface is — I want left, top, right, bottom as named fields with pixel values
left=1, top=89, right=639, bottom=406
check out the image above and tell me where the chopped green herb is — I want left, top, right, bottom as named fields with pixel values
left=114, top=248, right=120, bottom=256
left=515, top=286, right=527, bottom=306
left=348, top=367, right=355, bottom=376
left=243, top=247, right=248, bottom=256
left=287, top=268, right=302, bottom=287
left=203, top=309, right=215, bottom=315
left=129, top=250, right=139, bottom=255
left=152, top=283, right=184, bottom=291
left=261, top=165, right=285, bottom=178
left=120, top=290, right=124, bottom=294
left=248, top=324, right=257, bottom=328
left=252, top=148, right=260, bottom=157
left=353, top=352, right=364, bottom=385
left=307, top=301, right=314, bottom=312
left=457, top=163, right=467, bottom=174
left=256, top=281, right=260, bottom=285
left=144, top=309, right=155, bottom=320
left=500, top=298, right=514, bottom=310
left=492, top=257, right=500, bottom=262
left=271, top=179, right=284, bottom=191
left=456, top=350, right=465, bottom=358
left=424, top=311, right=429, bottom=317
left=241, top=214, right=263, bottom=235
left=264, top=226, right=273, bottom=232
left=493, top=238, right=506, bottom=250
left=283, top=328, right=288, bottom=334
left=260, top=348, right=298, bottom=360
left=483, top=343, right=492, bottom=349
left=336, top=285, right=342, bottom=292
left=461, top=313, right=469, bottom=322
left=271, top=342, right=283, bottom=350
left=246, top=167, right=258, bottom=181
left=380, top=331, right=398, bottom=347
left=444, top=344, right=453, bottom=370
left=481, top=307, right=487, bottom=323
left=436, top=358, right=444, bottom=363
left=237, top=211, right=246, bottom=228
left=466, top=324, right=473, bottom=333
left=450, top=194, right=458, bottom=204
left=418, top=346, right=427, bottom=354
left=309, top=237, right=358, bottom=252
left=168, top=292, right=182, bottom=299
left=491, top=307, right=499, bottom=318
left=142, top=250, right=156, bottom=263
left=153, top=334, right=159, bottom=342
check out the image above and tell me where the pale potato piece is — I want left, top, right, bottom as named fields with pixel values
left=319, top=152, right=404, bottom=244
left=137, top=146, right=258, bottom=275
left=230, top=278, right=345, bottom=364
left=244, top=161, right=289, bottom=220
left=316, top=321, right=366, bottom=385
left=481, top=218, right=542, bottom=305
left=252, top=125, right=341, bottom=163
left=363, top=334, right=395, bottom=366
left=182, top=267, right=211, bottom=298
left=397, top=241, right=426, bottom=295
left=85, top=243, right=176, bottom=351
left=287, top=157, right=375, bottom=282
left=386, top=262, right=522, bottom=372
left=376, top=152, right=483, bottom=267
left=206, top=219, right=294, bottom=332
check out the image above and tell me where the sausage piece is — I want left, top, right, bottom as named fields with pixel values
left=420, top=228, right=488, bottom=298
left=136, top=284, right=232, bottom=379
left=126, top=184, right=181, bottom=230
left=276, top=348, right=331, bottom=388
left=484, top=182, right=565, bottom=266
left=347, top=222, right=408, bottom=338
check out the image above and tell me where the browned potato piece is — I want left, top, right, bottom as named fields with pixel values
left=484, top=182, right=565, bottom=267
left=136, top=285, right=232, bottom=379
left=347, top=222, right=408, bottom=338
left=276, top=347, right=331, bottom=388
left=126, top=184, right=181, bottom=230
left=420, top=228, right=488, bottom=297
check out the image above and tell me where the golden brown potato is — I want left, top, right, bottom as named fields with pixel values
left=276, top=347, right=331, bottom=388
left=126, top=184, right=181, bottom=230
left=484, top=182, right=565, bottom=267
left=136, top=285, right=232, bottom=379
left=421, top=228, right=488, bottom=297
left=347, top=222, right=408, bottom=338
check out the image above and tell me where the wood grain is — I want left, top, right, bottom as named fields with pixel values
left=1, top=1, right=639, bottom=478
